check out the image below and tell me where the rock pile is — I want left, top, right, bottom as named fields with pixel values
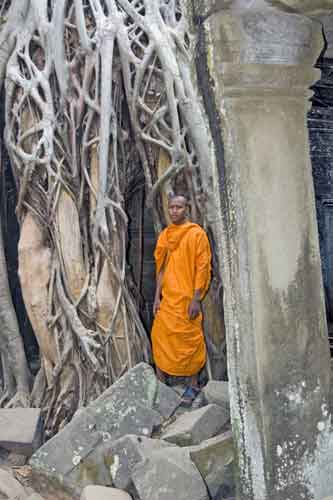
left=0, top=364, right=235, bottom=500
left=0, top=408, right=42, bottom=457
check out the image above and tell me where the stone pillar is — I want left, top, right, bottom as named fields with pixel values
left=195, top=3, right=333, bottom=499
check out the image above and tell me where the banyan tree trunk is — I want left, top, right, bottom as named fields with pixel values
left=0, top=0, right=32, bottom=409
left=0, top=178, right=31, bottom=408
left=0, top=0, right=226, bottom=435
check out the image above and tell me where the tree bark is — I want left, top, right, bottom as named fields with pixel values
left=0, top=0, right=226, bottom=434
left=0, top=154, right=30, bottom=407
left=0, top=0, right=31, bottom=408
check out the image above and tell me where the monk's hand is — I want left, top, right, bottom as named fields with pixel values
left=153, top=296, right=161, bottom=316
left=188, top=298, right=201, bottom=320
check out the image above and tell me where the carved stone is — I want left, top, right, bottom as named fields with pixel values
left=195, top=2, right=333, bottom=499
left=200, top=0, right=333, bottom=16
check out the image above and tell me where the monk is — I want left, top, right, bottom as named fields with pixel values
left=151, top=193, right=211, bottom=404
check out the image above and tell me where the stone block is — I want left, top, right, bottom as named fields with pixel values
left=202, top=381, right=230, bottom=410
left=30, top=364, right=163, bottom=499
left=188, top=431, right=235, bottom=498
left=162, top=404, right=228, bottom=446
left=0, top=468, right=27, bottom=499
left=216, top=498, right=235, bottom=500
left=0, top=408, right=42, bottom=456
left=6, top=452, right=27, bottom=466
left=104, top=434, right=174, bottom=492
left=81, top=485, right=132, bottom=500
left=191, top=391, right=207, bottom=410
left=27, top=494, right=47, bottom=500
left=153, top=382, right=180, bottom=419
left=131, top=448, right=209, bottom=500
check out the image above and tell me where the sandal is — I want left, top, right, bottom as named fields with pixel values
left=181, top=385, right=201, bottom=407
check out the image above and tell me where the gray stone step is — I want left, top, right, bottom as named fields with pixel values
left=188, top=431, right=235, bottom=499
left=132, top=447, right=209, bottom=500
left=162, top=404, right=229, bottom=446
left=202, top=381, right=230, bottom=410
left=153, top=382, right=181, bottom=419
left=104, top=434, right=175, bottom=492
left=81, top=485, right=132, bottom=500
left=0, top=408, right=42, bottom=456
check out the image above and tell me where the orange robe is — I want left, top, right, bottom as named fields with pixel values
left=151, top=222, right=211, bottom=376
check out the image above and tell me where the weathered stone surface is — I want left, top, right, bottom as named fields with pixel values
left=6, top=452, right=27, bottom=466
left=30, top=364, right=163, bottom=499
left=27, top=494, right=46, bottom=500
left=188, top=431, right=235, bottom=499
left=104, top=434, right=174, bottom=491
left=198, top=0, right=333, bottom=16
left=0, top=468, right=27, bottom=499
left=80, top=485, right=132, bottom=500
left=213, top=490, right=235, bottom=500
left=153, top=382, right=180, bottom=419
left=266, top=0, right=333, bottom=14
left=191, top=392, right=207, bottom=410
left=131, top=448, right=209, bottom=500
left=202, top=381, right=230, bottom=409
left=196, top=3, right=332, bottom=499
left=162, top=404, right=228, bottom=446
left=0, top=409, right=42, bottom=456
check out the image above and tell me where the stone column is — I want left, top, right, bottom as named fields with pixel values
left=195, top=2, right=333, bottom=499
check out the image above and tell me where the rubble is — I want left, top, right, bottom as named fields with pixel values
left=131, top=447, right=209, bottom=500
left=188, top=431, right=235, bottom=498
left=202, top=381, right=230, bottom=410
left=81, top=485, right=132, bottom=500
left=153, top=381, right=181, bottom=419
left=30, top=364, right=163, bottom=498
left=0, top=468, right=27, bottom=499
left=104, top=434, right=174, bottom=492
left=26, top=364, right=234, bottom=500
left=0, top=409, right=42, bottom=456
left=162, top=404, right=229, bottom=446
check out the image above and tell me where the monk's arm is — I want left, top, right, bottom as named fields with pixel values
left=188, top=232, right=212, bottom=320
left=153, top=270, right=163, bottom=316
left=194, top=233, right=212, bottom=294
left=188, top=288, right=202, bottom=320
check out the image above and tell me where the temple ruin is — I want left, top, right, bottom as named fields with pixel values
left=1, top=1, right=333, bottom=499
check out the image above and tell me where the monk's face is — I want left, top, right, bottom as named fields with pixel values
left=168, top=196, right=188, bottom=225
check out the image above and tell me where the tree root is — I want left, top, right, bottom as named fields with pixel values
left=5, top=390, right=30, bottom=409
left=1, top=0, right=225, bottom=434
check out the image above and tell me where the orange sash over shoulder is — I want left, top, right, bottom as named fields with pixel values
left=151, top=222, right=211, bottom=376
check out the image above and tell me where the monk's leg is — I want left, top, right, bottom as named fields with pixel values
left=156, top=366, right=167, bottom=384
left=190, top=372, right=199, bottom=389
left=181, top=373, right=202, bottom=406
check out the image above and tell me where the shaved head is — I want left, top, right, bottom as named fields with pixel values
left=168, top=193, right=189, bottom=225
left=168, top=192, right=189, bottom=204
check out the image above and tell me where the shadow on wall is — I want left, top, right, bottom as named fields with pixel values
left=0, top=91, right=39, bottom=373
left=309, top=53, right=333, bottom=354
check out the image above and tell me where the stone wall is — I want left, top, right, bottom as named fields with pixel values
left=193, top=1, right=333, bottom=498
